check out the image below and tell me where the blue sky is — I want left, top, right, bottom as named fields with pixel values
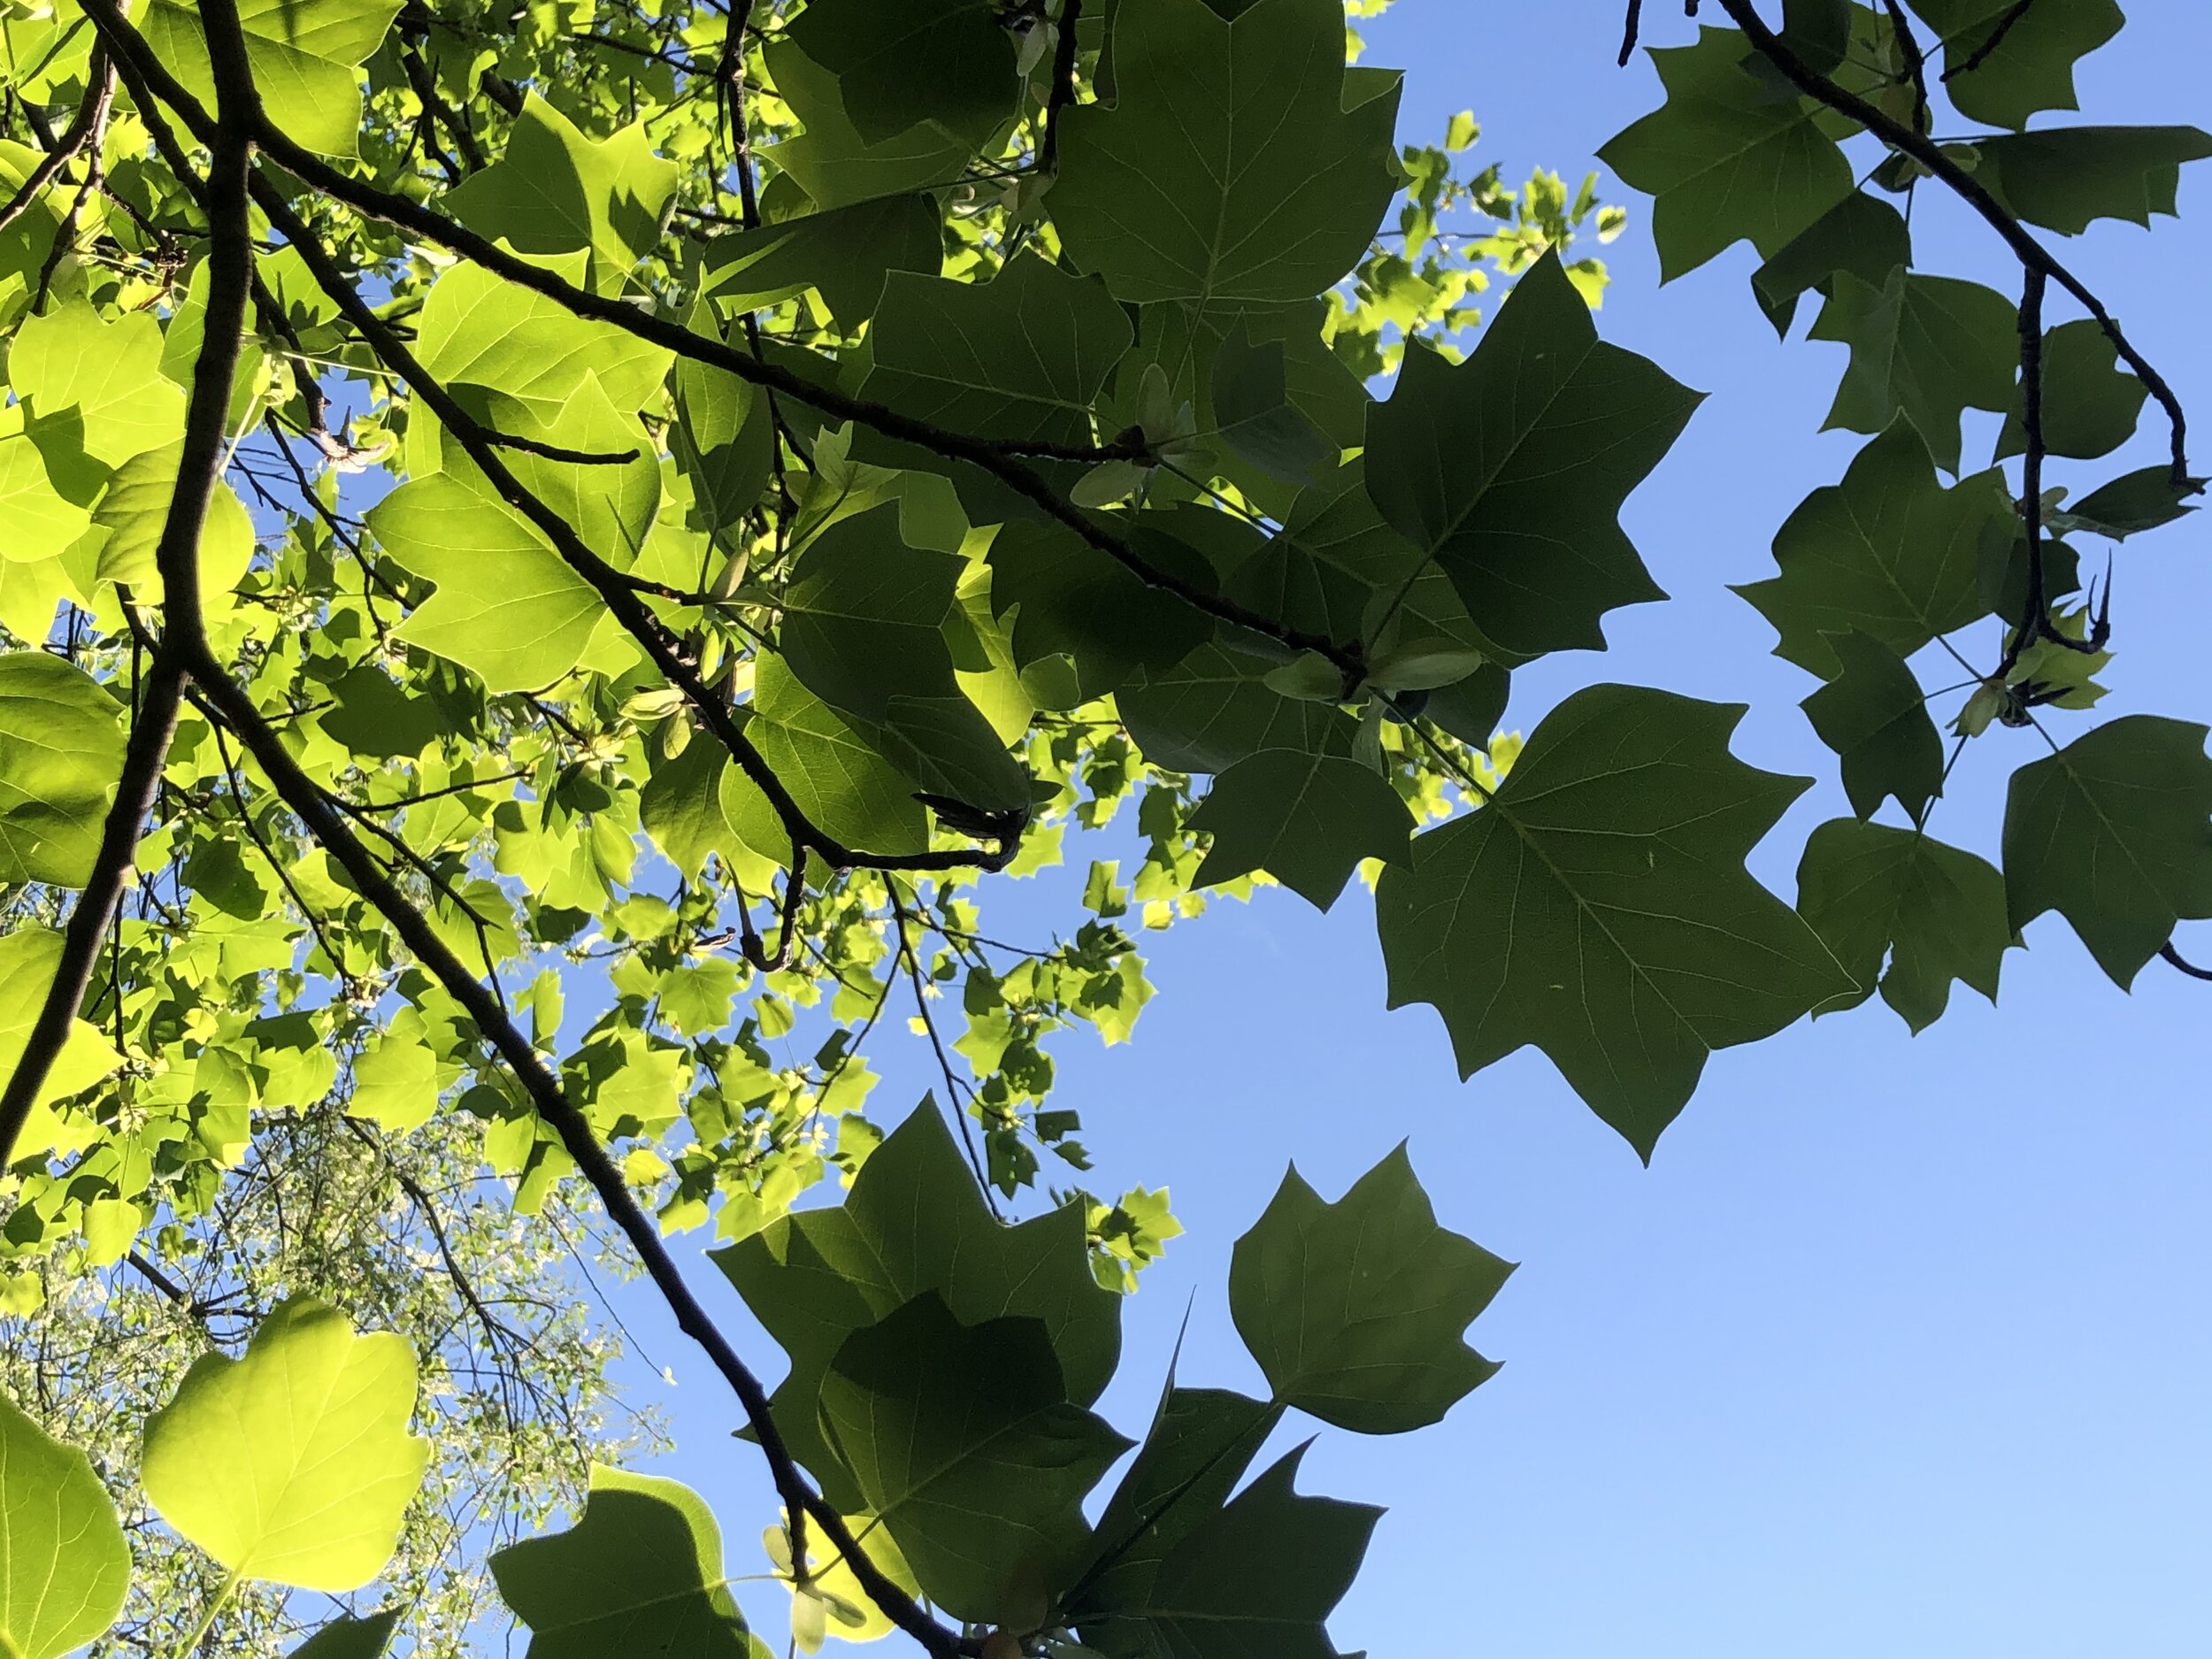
left=613, top=4, right=2212, bottom=1654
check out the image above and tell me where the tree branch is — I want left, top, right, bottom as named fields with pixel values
left=0, top=48, right=111, bottom=234
left=1039, top=0, right=1085, bottom=174
left=79, top=2, right=1364, bottom=681
left=1709, top=0, right=2194, bottom=491
left=0, top=37, right=251, bottom=1168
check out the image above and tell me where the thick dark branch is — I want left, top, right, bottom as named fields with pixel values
left=1618, top=0, right=1646, bottom=66
left=1710, top=0, right=2194, bottom=492
left=1878, top=0, right=1932, bottom=134
left=0, top=48, right=111, bottom=234
left=2160, top=941, right=2212, bottom=982
left=717, top=0, right=763, bottom=229
left=0, top=46, right=250, bottom=1167
left=1039, top=0, right=1085, bottom=174
left=1995, top=266, right=2049, bottom=679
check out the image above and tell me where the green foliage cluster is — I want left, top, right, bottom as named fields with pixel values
left=0, top=0, right=2202, bottom=1655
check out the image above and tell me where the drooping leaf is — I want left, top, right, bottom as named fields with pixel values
left=143, top=0, right=404, bottom=158
left=1376, top=685, right=1854, bottom=1157
left=445, top=93, right=680, bottom=292
left=1229, top=1146, right=1513, bottom=1433
left=1189, top=746, right=1410, bottom=910
left=1363, top=251, right=1697, bottom=662
left=818, top=1294, right=1129, bottom=1625
left=1908, top=0, right=2124, bottom=130
left=1801, top=629, right=1946, bottom=824
left=1072, top=1446, right=1378, bottom=1659
left=141, top=1297, right=430, bottom=1592
left=1735, top=425, right=2014, bottom=674
left=490, top=1467, right=764, bottom=1659
left=1973, top=125, right=2212, bottom=236
left=1809, top=268, right=2019, bottom=473
left=1600, top=26, right=1855, bottom=281
left=712, top=1102, right=1121, bottom=1511
left=2001, top=715, right=2212, bottom=987
left=0, top=652, right=121, bottom=887
left=1796, top=818, right=2014, bottom=1033
left=1052, top=0, right=1398, bottom=305
left=0, top=1389, right=129, bottom=1659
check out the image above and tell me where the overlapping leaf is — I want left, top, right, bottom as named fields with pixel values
left=1363, top=252, right=1697, bottom=663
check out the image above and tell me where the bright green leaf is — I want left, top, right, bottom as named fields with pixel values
left=141, top=1296, right=430, bottom=1591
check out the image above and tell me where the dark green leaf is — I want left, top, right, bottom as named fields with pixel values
left=785, top=0, right=1018, bottom=145
left=1376, top=685, right=1854, bottom=1157
left=1749, top=191, right=1911, bottom=337
left=700, top=195, right=941, bottom=327
left=1053, top=0, right=1398, bottom=304
left=1363, top=252, right=1696, bottom=662
left=1118, top=643, right=1354, bottom=776
left=987, top=519, right=1216, bottom=700
left=1209, top=321, right=1339, bottom=486
left=1973, top=125, right=2212, bottom=235
left=1908, top=0, right=2124, bottom=130
left=713, top=1103, right=1121, bottom=1510
left=1995, top=319, right=2147, bottom=461
left=1230, top=1145, right=1513, bottom=1433
left=1071, top=1388, right=1283, bottom=1621
left=1600, top=26, right=1855, bottom=280
left=2001, top=715, right=2212, bottom=987
left=862, top=257, right=1133, bottom=450
left=1073, top=1447, right=1378, bottom=1659
left=288, top=1612, right=400, bottom=1659
left=1801, top=630, right=1946, bottom=823
left=1796, top=818, right=2012, bottom=1033
left=1189, top=746, right=1411, bottom=910
left=2062, top=466, right=2203, bottom=541
left=819, top=1294, right=1129, bottom=1625
left=490, top=1467, right=763, bottom=1659
left=1735, top=426, right=2014, bottom=674
left=1810, top=268, right=2018, bottom=473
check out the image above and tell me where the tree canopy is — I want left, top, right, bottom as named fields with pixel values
left=0, top=1, right=2202, bottom=1655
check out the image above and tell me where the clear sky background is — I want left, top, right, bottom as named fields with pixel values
left=612, top=5, right=2212, bottom=1654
